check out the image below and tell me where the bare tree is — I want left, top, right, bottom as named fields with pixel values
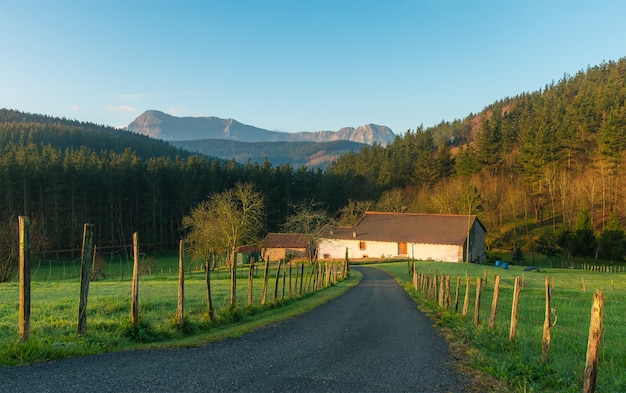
left=183, top=183, right=264, bottom=308
left=282, top=201, right=334, bottom=264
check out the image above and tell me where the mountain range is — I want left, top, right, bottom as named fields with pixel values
left=126, top=110, right=395, bottom=167
left=127, top=110, right=396, bottom=146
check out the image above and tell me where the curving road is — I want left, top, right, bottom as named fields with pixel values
left=0, top=267, right=468, bottom=392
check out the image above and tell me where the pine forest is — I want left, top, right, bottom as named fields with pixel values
left=2, top=57, right=626, bottom=265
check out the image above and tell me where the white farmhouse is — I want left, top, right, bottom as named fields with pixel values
left=319, top=212, right=486, bottom=263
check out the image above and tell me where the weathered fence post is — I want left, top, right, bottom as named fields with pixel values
left=474, top=277, right=482, bottom=327
left=248, top=258, right=254, bottom=306
left=509, top=276, right=521, bottom=341
left=177, top=239, right=184, bottom=328
left=281, top=260, right=287, bottom=300
left=438, top=274, right=445, bottom=307
left=18, top=216, right=30, bottom=342
left=206, top=256, right=214, bottom=320
left=445, top=274, right=451, bottom=309
left=488, top=274, right=500, bottom=330
left=462, top=275, right=470, bottom=317
left=261, top=260, right=270, bottom=305
left=583, top=290, right=604, bottom=393
left=77, top=223, right=95, bottom=336
left=130, top=232, right=140, bottom=329
left=542, top=276, right=551, bottom=363
left=299, top=263, right=304, bottom=295
left=454, top=276, right=461, bottom=312
left=273, top=259, right=282, bottom=301
left=288, top=261, right=293, bottom=297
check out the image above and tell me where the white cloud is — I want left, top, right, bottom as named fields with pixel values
left=105, top=105, right=137, bottom=113
left=70, top=105, right=82, bottom=111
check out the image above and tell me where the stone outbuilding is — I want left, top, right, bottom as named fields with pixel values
left=262, top=233, right=312, bottom=261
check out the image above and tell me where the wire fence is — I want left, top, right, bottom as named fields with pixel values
left=407, top=263, right=625, bottom=393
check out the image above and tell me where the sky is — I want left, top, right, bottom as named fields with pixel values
left=1, top=1, right=626, bottom=135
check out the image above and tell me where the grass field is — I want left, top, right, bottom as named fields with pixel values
left=374, top=260, right=626, bottom=393
left=0, top=255, right=359, bottom=366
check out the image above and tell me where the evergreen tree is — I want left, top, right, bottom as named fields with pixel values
left=574, top=209, right=596, bottom=257
left=598, top=211, right=625, bottom=261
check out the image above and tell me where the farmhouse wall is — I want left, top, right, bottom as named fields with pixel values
left=319, top=239, right=462, bottom=262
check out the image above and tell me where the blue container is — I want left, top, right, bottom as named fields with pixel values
left=502, top=262, right=509, bottom=269
left=495, top=260, right=501, bottom=267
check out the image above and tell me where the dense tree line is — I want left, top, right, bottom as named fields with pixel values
left=329, top=58, right=626, bottom=260
left=3, top=57, right=626, bottom=264
left=0, top=110, right=354, bottom=258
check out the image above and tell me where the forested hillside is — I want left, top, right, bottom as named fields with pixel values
left=3, top=57, right=626, bottom=263
left=0, top=110, right=357, bottom=258
left=329, top=58, right=626, bottom=260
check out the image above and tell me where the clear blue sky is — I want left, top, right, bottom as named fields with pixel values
left=1, top=1, right=625, bottom=134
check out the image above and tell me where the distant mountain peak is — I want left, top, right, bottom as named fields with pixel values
left=127, top=110, right=395, bottom=146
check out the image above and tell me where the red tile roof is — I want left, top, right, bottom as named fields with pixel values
left=324, top=212, right=484, bottom=246
left=263, top=233, right=310, bottom=248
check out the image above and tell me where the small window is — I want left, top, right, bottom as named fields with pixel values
left=359, top=241, right=366, bottom=250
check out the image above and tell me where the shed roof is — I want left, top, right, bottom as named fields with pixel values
left=263, top=233, right=310, bottom=248
left=324, top=212, right=484, bottom=246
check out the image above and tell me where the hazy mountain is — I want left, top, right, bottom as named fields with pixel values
left=170, top=139, right=367, bottom=168
left=127, top=110, right=395, bottom=146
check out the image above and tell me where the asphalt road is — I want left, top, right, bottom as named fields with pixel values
left=0, top=266, right=469, bottom=392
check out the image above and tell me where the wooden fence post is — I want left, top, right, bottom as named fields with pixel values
left=248, top=258, right=255, bottom=306
left=438, top=274, right=445, bottom=307
left=206, top=256, right=214, bottom=320
left=509, top=276, right=521, bottom=341
left=454, top=276, right=461, bottom=312
left=288, top=262, right=293, bottom=297
left=299, top=263, right=304, bottom=295
left=583, top=290, right=604, bottom=393
left=542, top=276, right=551, bottom=363
left=474, top=277, right=482, bottom=327
left=261, top=260, right=270, bottom=305
left=281, top=260, right=287, bottom=300
left=177, top=239, right=184, bottom=328
left=18, top=216, right=30, bottom=342
left=273, top=259, right=282, bottom=301
left=445, top=275, right=451, bottom=309
left=488, top=275, right=500, bottom=329
left=77, top=223, right=95, bottom=336
left=462, top=275, right=470, bottom=317
left=582, top=276, right=587, bottom=293
left=130, top=232, right=140, bottom=328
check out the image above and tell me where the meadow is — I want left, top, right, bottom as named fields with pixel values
left=0, top=254, right=358, bottom=366
left=375, top=260, right=626, bottom=393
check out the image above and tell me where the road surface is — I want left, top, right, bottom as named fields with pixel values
left=0, top=266, right=469, bottom=392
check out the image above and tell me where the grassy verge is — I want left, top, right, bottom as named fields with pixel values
left=374, top=261, right=626, bottom=393
left=0, top=264, right=361, bottom=366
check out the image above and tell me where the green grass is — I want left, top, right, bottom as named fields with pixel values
left=374, top=261, right=626, bottom=393
left=0, top=258, right=360, bottom=366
